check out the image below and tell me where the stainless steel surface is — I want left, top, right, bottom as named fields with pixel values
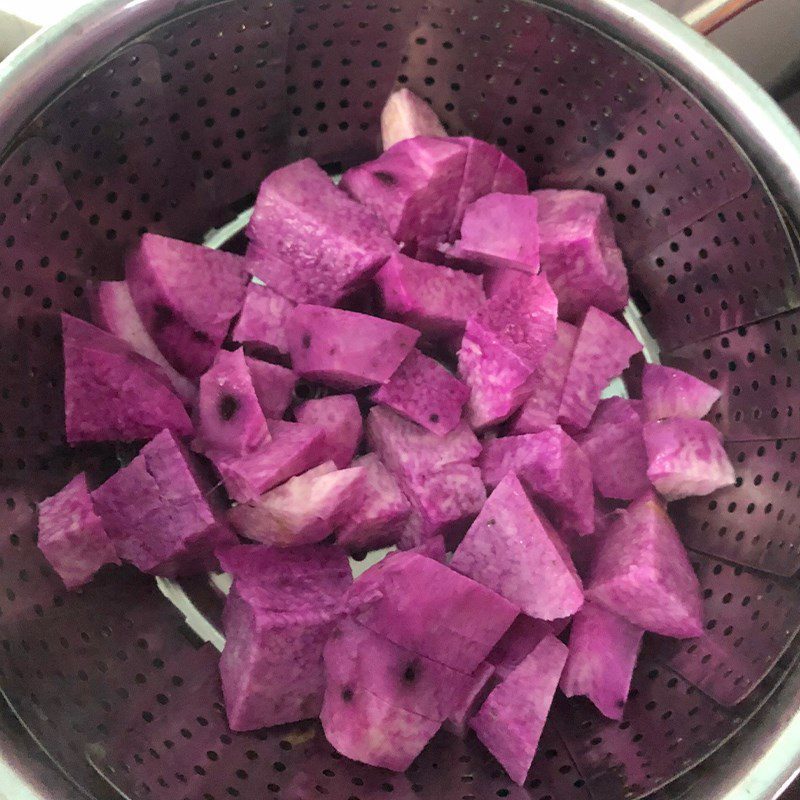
left=0, top=0, right=799, bottom=798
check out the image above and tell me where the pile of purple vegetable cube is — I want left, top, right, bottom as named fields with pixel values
left=36, top=89, right=736, bottom=785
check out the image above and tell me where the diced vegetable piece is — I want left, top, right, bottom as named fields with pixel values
left=92, top=430, right=236, bottom=576
left=336, top=453, right=411, bottom=552
left=560, top=602, right=643, bottom=720
left=341, top=136, right=467, bottom=245
left=295, top=394, right=363, bottom=468
left=451, top=473, right=584, bottom=620
left=37, top=473, right=120, bottom=589
left=246, top=159, right=397, bottom=306
left=643, top=418, right=735, bottom=501
left=487, top=615, right=564, bottom=681
left=228, top=462, right=366, bottom=546
left=246, top=358, right=296, bottom=420
left=380, top=88, right=446, bottom=150
left=126, top=233, right=249, bottom=377
left=558, top=307, right=642, bottom=432
left=408, top=534, right=447, bottom=563
left=231, top=282, right=295, bottom=356
left=287, top=305, right=419, bottom=389
left=346, top=551, right=518, bottom=673
left=444, top=661, right=496, bottom=737
left=587, top=492, right=703, bottom=637
left=92, top=280, right=196, bottom=401
left=448, top=193, right=539, bottom=273
left=470, top=634, right=568, bottom=785
left=480, top=427, right=594, bottom=536
left=642, top=364, right=721, bottom=421
left=534, top=189, right=628, bottom=322
left=62, top=313, right=193, bottom=443
left=375, top=253, right=485, bottom=337
left=459, top=272, right=558, bottom=428
left=374, top=350, right=469, bottom=435
left=197, top=348, right=270, bottom=455
left=576, top=397, right=649, bottom=501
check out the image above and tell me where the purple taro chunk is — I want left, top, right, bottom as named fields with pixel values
left=245, top=159, right=397, bottom=306
left=644, top=418, right=735, bottom=501
left=558, top=307, right=642, bottom=432
left=534, top=189, right=629, bottom=322
left=126, top=233, right=249, bottom=377
left=451, top=473, right=584, bottom=620
left=380, top=89, right=446, bottom=150
left=287, top=304, right=419, bottom=389
left=231, top=282, right=295, bottom=356
left=642, top=364, right=721, bottom=421
left=470, top=634, right=568, bottom=786
left=587, top=493, right=704, bottom=638
left=62, top=313, right=193, bottom=444
left=561, top=602, right=643, bottom=720
left=444, top=661, right=496, bottom=737
left=37, top=474, right=120, bottom=589
left=487, top=615, right=565, bottom=682
left=295, top=394, right=363, bottom=468
left=246, top=358, right=296, bottom=420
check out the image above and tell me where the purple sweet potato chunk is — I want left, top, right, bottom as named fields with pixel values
left=380, top=89, right=446, bottom=150
left=197, top=348, right=270, bottom=455
left=246, top=358, right=296, bottom=420
left=346, top=551, right=518, bottom=673
left=444, top=661, right=496, bottom=737
left=642, top=364, right=721, bottom=421
left=375, top=253, right=485, bottom=337
left=92, top=280, right=196, bottom=401
left=576, top=397, right=649, bottom=501
left=245, top=159, right=397, bottom=306
left=374, top=350, right=469, bottom=435
left=470, top=634, right=568, bottom=785
left=295, top=394, right=363, bottom=468
left=451, top=473, right=583, bottom=620
left=37, top=474, right=120, bottom=589
left=534, top=189, right=629, bottom=322
left=341, top=136, right=468, bottom=245
left=558, top=307, right=642, bottom=432
left=336, top=453, right=410, bottom=552
left=643, top=418, right=735, bottom=501
left=62, top=313, right=193, bottom=443
left=287, top=305, right=419, bottom=389
left=587, top=492, right=703, bottom=637
left=126, top=233, right=250, bottom=377
left=487, top=615, right=567, bottom=681
left=92, top=430, right=236, bottom=576
left=231, top=282, right=295, bottom=356
left=479, top=426, right=594, bottom=536
left=408, top=534, right=447, bottom=563
left=561, top=602, right=643, bottom=720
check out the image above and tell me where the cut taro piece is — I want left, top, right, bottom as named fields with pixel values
left=407, top=534, right=447, bottom=563
left=642, top=363, right=721, bottom=421
left=231, top=282, right=295, bottom=356
left=444, top=661, right=496, bottom=737
left=643, top=418, right=735, bottom=501
left=287, top=304, right=419, bottom=389
left=479, top=426, right=595, bottom=536
left=587, top=492, right=703, bottom=638
left=126, top=233, right=250, bottom=378
left=487, top=615, right=567, bottom=682
left=560, top=602, right=643, bottom=720
left=341, top=136, right=468, bottom=245
left=91, top=280, right=197, bottom=401
left=374, top=349, right=469, bottom=435
left=245, top=358, right=296, bottom=420
left=380, top=88, right=446, bottom=150
left=37, top=473, right=120, bottom=589
left=374, top=253, right=485, bottom=337
left=336, top=453, right=411, bottom=552
left=197, top=348, right=270, bottom=455
left=534, top=189, right=629, bottom=322
left=92, top=430, right=237, bottom=577
left=245, top=159, right=397, bottom=306
left=576, top=397, right=649, bottom=501
left=346, top=551, right=518, bottom=673
left=558, top=307, right=642, bottom=433
left=62, top=313, right=193, bottom=444
left=451, top=473, right=583, bottom=620
left=295, top=394, right=363, bottom=468
left=470, top=634, right=568, bottom=786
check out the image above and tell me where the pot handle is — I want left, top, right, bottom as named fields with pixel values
left=681, top=0, right=764, bottom=34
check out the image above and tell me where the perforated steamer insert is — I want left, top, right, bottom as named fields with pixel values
left=1, top=0, right=800, bottom=798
